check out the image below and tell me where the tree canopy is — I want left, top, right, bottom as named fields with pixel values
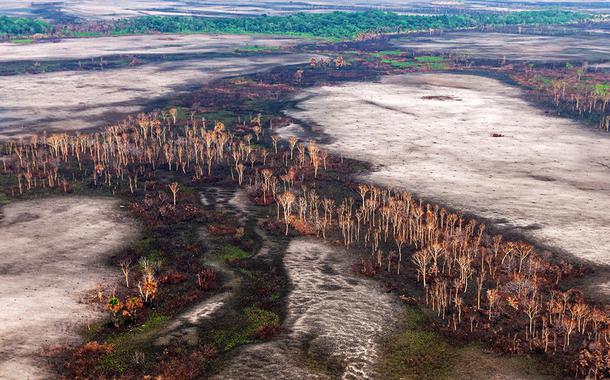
left=111, top=10, right=588, bottom=40
left=0, top=16, right=49, bottom=36
left=1, top=10, right=589, bottom=39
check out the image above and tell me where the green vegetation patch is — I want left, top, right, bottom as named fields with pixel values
left=99, top=313, right=169, bottom=372
left=415, top=55, right=446, bottom=63
left=382, top=307, right=457, bottom=380
left=215, top=245, right=250, bottom=262
left=203, top=110, right=236, bottom=126
left=108, top=10, right=589, bottom=40
left=212, top=307, right=279, bottom=351
left=429, top=62, right=448, bottom=70
left=244, top=306, right=280, bottom=331
left=381, top=59, right=420, bottom=68
left=0, top=16, right=49, bottom=37
left=10, top=38, right=34, bottom=44
left=594, top=83, right=610, bottom=96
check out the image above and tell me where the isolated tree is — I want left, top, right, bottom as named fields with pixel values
left=295, top=69, right=304, bottom=83
left=277, top=191, right=296, bottom=235
left=487, top=289, right=499, bottom=320
left=120, top=260, right=132, bottom=288
left=412, top=249, right=430, bottom=287
left=169, top=182, right=179, bottom=206
left=169, top=107, right=178, bottom=125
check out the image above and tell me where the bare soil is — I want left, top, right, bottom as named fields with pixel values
left=391, top=32, right=610, bottom=62
left=0, top=196, right=139, bottom=379
left=0, top=47, right=315, bottom=140
left=0, top=34, right=303, bottom=62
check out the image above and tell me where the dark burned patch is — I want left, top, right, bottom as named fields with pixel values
left=362, top=100, right=417, bottom=116
left=516, top=224, right=544, bottom=231
left=318, top=284, right=344, bottom=292
left=320, top=263, right=338, bottom=275
left=5, top=211, right=40, bottom=226
left=529, top=174, right=556, bottom=182
left=421, top=95, right=462, bottom=101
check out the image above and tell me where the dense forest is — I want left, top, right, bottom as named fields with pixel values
left=2, top=10, right=590, bottom=40
left=109, top=10, right=589, bottom=39
left=0, top=16, right=49, bottom=37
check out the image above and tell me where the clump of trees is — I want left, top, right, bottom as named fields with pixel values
left=511, top=63, right=610, bottom=131
left=0, top=16, right=49, bottom=38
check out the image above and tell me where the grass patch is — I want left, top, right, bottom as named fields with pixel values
left=203, top=110, right=235, bottom=126
left=212, top=307, right=279, bottom=351
left=237, top=268, right=256, bottom=279
left=11, top=38, right=34, bottom=44
left=429, top=62, right=448, bottom=70
left=382, top=306, right=555, bottom=380
left=382, top=307, right=457, bottom=380
left=381, top=59, right=420, bottom=68
left=415, top=56, right=446, bottom=63
left=215, top=245, right=250, bottom=262
left=99, top=313, right=169, bottom=373
left=244, top=306, right=280, bottom=331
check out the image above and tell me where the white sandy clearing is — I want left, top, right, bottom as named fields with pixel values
left=0, top=52, right=317, bottom=140
left=0, top=196, right=139, bottom=380
left=0, top=34, right=303, bottom=62
left=283, top=73, right=610, bottom=279
left=391, top=32, right=610, bottom=62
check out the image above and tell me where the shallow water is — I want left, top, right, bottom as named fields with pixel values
left=215, top=238, right=402, bottom=379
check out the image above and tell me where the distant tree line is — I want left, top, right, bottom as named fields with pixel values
left=0, top=16, right=49, bottom=37
left=1, top=10, right=590, bottom=39
left=108, top=10, right=589, bottom=40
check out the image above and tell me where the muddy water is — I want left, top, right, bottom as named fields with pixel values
left=215, top=237, right=402, bottom=379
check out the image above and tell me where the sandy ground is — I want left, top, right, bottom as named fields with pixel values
left=0, top=34, right=303, bottom=62
left=283, top=73, right=610, bottom=297
left=0, top=196, right=139, bottom=379
left=391, top=32, right=610, bottom=62
left=0, top=51, right=316, bottom=140
left=215, top=238, right=402, bottom=379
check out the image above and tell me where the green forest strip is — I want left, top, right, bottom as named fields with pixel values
left=0, top=16, right=49, bottom=36
left=108, top=10, right=590, bottom=40
left=2, top=10, right=591, bottom=40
